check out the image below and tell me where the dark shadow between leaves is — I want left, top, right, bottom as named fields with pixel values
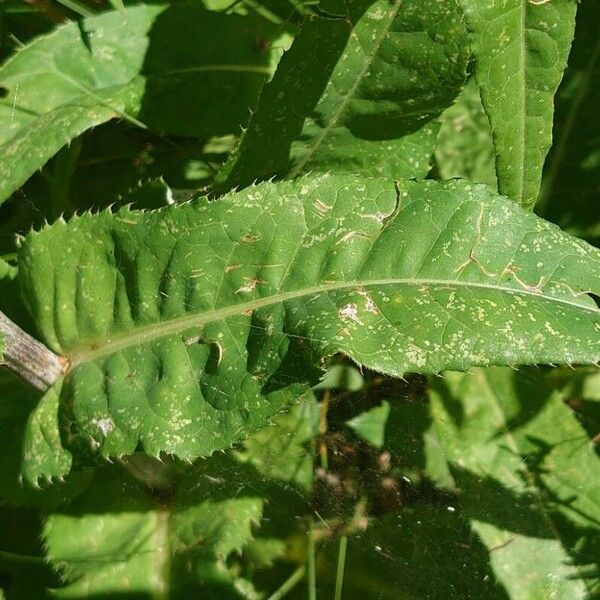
left=490, top=367, right=556, bottom=440
left=137, top=3, right=272, bottom=139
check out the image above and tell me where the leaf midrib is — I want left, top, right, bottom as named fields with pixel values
left=68, top=277, right=596, bottom=367
left=153, top=510, right=171, bottom=600
left=517, top=0, right=526, bottom=204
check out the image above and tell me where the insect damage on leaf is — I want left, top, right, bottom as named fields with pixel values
left=13, top=174, right=600, bottom=483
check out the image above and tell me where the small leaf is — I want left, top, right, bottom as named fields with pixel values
left=460, top=0, right=578, bottom=209
left=315, top=363, right=364, bottom=392
left=16, top=175, right=600, bottom=479
left=346, top=401, right=390, bottom=448
left=0, top=369, right=90, bottom=505
left=0, top=3, right=273, bottom=204
left=235, top=393, right=319, bottom=490
left=21, top=380, right=72, bottom=486
left=427, top=367, right=600, bottom=598
left=215, top=0, right=469, bottom=191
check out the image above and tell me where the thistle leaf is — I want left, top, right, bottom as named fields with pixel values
left=16, top=175, right=600, bottom=480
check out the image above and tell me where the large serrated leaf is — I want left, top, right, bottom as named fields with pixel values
left=0, top=3, right=272, bottom=204
left=215, top=0, right=469, bottom=192
left=16, top=175, right=600, bottom=480
left=427, top=367, right=600, bottom=598
left=460, top=0, right=577, bottom=209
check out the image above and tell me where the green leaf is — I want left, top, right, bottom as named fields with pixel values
left=315, top=363, right=364, bottom=391
left=16, top=175, right=600, bottom=480
left=460, top=0, right=577, bottom=209
left=427, top=367, right=600, bottom=598
left=346, top=400, right=390, bottom=449
left=537, top=0, right=600, bottom=246
left=21, top=380, right=73, bottom=487
left=215, top=0, right=469, bottom=192
left=435, top=77, right=496, bottom=188
left=0, top=366, right=92, bottom=506
left=0, top=3, right=273, bottom=204
left=235, top=393, right=319, bottom=490
left=44, top=466, right=264, bottom=598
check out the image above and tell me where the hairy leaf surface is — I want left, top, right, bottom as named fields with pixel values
left=17, top=175, right=600, bottom=479
left=461, top=0, right=577, bottom=209
left=215, top=0, right=469, bottom=192
left=427, top=368, right=600, bottom=598
left=0, top=3, right=272, bottom=204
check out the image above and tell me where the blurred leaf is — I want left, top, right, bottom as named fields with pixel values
left=427, top=367, right=600, bottom=599
left=0, top=3, right=273, bottom=204
left=242, top=537, right=286, bottom=572
left=435, top=78, right=496, bottom=188
left=460, top=0, right=577, bottom=209
left=235, top=394, right=319, bottom=491
left=346, top=401, right=390, bottom=449
left=215, top=0, right=469, bottom=192
left=315, top=364, right=364, bottom=392
left=537, top=0, right=600, bottom=247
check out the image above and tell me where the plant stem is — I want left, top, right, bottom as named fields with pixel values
left=0, top=252, right=17, bottom=263
left=0, top=550, right=47, bottom=564
left=307, top=520, right=316, bottom=600
left=0, top=310, right=65, bottom=391
left=54, top=0, right=94, bottom=18
left=267, top=565, right=306, bottom=600
left=319, top=389, right=330, bottom=470
left=333, top=535, right=348, bottom=600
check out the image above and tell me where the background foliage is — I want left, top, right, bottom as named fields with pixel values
left=0, top=0, right=598, bottom=598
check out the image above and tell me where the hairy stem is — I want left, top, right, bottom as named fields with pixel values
left=0, top=310, right=65, bottom=391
